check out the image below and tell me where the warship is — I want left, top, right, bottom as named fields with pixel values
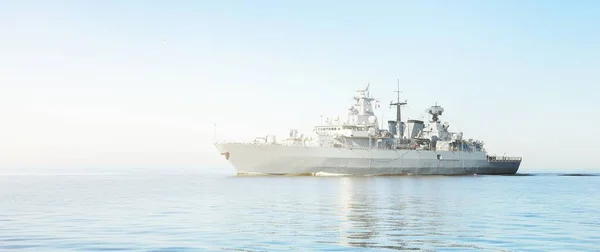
left=215, top=83, right=521, bottom=175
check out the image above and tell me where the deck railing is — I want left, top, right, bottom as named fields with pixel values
left=487, top=156, right=522, bottom=162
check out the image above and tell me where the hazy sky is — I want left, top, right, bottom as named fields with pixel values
left=1, top=1, right=598, bottom=170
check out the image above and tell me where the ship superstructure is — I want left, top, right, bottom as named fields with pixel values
left=215, top=84, right=521, bottom=175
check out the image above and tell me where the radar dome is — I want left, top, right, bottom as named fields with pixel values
left=368, top=116, right=376, bottom=124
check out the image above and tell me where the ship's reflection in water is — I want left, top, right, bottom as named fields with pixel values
left=337, top=176, right=487, bottom=251
left=1, top=172, right=597, bottom=251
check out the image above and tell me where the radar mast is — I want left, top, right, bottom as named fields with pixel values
left=389, top=79, right=407, bottom=138
left=427, top=102, right=444, bottom=123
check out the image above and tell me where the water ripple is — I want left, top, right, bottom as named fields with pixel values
left=0, top=172, right=598, bottom=251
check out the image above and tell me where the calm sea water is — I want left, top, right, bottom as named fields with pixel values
left=0, top=167, right=598, bottom=251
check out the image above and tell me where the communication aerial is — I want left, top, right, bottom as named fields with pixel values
left=389, top=79, right=407, bottom=138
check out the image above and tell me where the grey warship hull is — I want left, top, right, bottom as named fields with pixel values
left=216, top=143, right=520, bottom=176
left=214, top=83, right=522, bottom=176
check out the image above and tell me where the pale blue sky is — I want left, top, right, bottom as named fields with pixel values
left=0, top=1, right=598, bottom=170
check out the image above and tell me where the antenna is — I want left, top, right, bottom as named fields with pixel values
left=389, top=78, right=407, bottom=139
left=395, top=79, right=401, bottom=104
left=213, top=123, right=217, bottom=143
